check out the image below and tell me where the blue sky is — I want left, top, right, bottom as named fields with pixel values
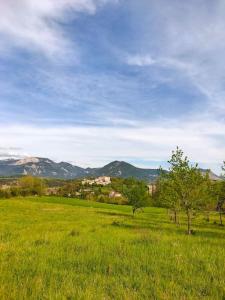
left=0, top=0, right=225, bottom=173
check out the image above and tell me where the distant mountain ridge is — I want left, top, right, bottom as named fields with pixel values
left=0, top=157, right=221, bottom=182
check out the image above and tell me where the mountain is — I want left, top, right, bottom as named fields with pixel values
left=93, top=161, right=160, bottom=181
left=0, top=157, right=160, bottom=181
left=199, top=168, right=222, bottom=181
left=0, top=157, right=222, bottom=182
left=0, top=157, right=85, bottom=179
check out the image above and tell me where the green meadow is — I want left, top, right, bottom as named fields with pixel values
left=0, top=197, right=224, bottom=300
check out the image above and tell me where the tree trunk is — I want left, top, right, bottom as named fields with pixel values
left=187, top=209, right=192, bottom=235
left=205, top=211, right=210, bottom=222
left=167, top=209, right=170, bottom=218
left=173, top=210, right=180, bottom=225
left=169, top=210, right=173, bottom=222
left=173, top=210, right=177, bottom=223
left=219, top=209, right=223, bottom=226
left=132, top=207, right=136, bottom=216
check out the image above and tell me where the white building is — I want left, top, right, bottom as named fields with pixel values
left=147, top=184, right=156, bottom=195
left=109, top=191, right=122, bottom=198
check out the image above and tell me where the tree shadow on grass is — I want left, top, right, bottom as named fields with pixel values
left=111, top=221, right=136, bottom=229
left=110, top=219, right=165, bottom=231
left=191, top=228, right=225, bottom=240
left=110, top=219, right=225, bottom=240
left=96, top=211, right=133, bottom=218
left=96, top=211, right=173, bottom=227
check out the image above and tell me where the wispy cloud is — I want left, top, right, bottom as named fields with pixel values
left=0, top=0, right=117, bottom=59
left=124, top=0, right=225, bottom=114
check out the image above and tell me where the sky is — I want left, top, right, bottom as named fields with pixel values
left=0, top=0, right=225, bottom=173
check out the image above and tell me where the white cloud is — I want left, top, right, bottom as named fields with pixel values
left=0, top=119, right=224, bottom=172
left=126, top=54, right=156, bottom=66
left=0, top=0, right=117, bottom=58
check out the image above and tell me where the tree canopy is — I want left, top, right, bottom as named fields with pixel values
left=124, top=180, right=150, bottom=215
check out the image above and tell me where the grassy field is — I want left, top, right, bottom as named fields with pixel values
left=0, top=197, right=224, bottom=300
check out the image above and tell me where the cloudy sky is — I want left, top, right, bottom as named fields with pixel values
left=0, top=0, right=225, bottom=172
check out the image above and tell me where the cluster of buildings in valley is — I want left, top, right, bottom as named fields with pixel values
left=82, top=176, right=111, bottom=186
left=82, top=176, right=156, bottom=196
left=46, top=176, right=123, bottom=199
left=81, top=176, right=123, bottom=198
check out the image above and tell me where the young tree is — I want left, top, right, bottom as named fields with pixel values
left=156, top=168, right=181, bottom=224
left=124, top=181, right=149, bottom=215
left=19, top=176, right=46, bottom=196
left=166, top=147, right=211, bottom=234
left=217, top=184, right=225, bottom=226
left=210, top=181, right=224, bottom=225
left=59, top=182, right=81, bottom=198
left=198, top=176, right=216, bottom=223
left=216, top=163, right=225, bottom=226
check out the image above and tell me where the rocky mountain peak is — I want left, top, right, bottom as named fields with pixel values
left=14, top=157, right=40, bottom=165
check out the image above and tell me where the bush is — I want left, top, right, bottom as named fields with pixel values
left=0, top=188, right=11, bottom=199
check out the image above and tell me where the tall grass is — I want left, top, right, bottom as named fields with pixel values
left=0, top=196, right=224, bottom=299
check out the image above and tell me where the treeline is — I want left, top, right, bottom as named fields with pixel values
left=0, top=176, right=46, bottom=198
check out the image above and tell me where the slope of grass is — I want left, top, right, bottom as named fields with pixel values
left=0, top=196, right=224, bottom=300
